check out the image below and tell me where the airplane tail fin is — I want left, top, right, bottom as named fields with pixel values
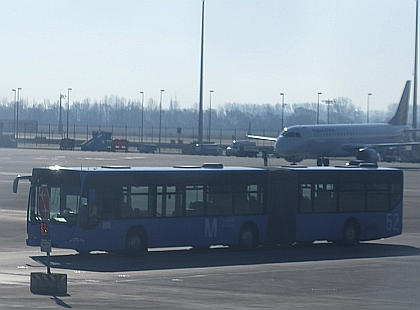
left=388, top=80, right=411, bottom=125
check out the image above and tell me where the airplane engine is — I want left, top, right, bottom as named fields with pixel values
left=283, top=155, right=304, bottom=163
left=356, top=148, right=379, bottom=163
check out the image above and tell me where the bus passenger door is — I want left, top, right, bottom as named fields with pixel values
left=77, top=189, right=121, bottom=251
left=46, top=186, right=84, bottom=249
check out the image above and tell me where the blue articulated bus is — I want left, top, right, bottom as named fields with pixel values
left=13, top=164, right=403, bottom=255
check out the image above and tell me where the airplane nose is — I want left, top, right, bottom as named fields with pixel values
left=275, top=137, right=295, bottom=155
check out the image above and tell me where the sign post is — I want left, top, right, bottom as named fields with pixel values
left=30, top=185, right=67, bottom=295
left=38, top=185, right=51, bottom=273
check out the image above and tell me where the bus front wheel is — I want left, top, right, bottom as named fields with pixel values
left=125, top=228, right=148, bottom=256
left=342, top=221, right=360, bottom=246
left=238, top=224, right=258, bottom=251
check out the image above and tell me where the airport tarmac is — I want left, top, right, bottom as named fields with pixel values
left=0, top=148, right=418, bottom=309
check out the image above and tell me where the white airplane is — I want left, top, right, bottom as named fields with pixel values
left=248, top=80, right=419, bottom=166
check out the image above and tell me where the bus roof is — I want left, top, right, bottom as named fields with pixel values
left=37, top=164, right=401, bottom=174
left=272, top=165, right=401, bottom=172
left=39, top=164, right=266, bottom=174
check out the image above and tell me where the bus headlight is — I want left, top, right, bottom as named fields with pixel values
left=27, top=233, right=37, bottom=240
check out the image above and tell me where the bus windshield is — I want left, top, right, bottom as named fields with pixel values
left=28, top=168, right=84, bottom=226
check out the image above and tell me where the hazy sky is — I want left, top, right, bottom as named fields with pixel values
left=1, top=0, right=417, bottom=111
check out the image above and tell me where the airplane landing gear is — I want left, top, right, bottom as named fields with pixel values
left=317, top=157, right=330, bottom=166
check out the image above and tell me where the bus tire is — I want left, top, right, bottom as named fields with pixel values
left=342, top=220, right=360, bottom=246
left=237, top=224, right=258, bottom=251
left=125, top=227, right=148, bottom=256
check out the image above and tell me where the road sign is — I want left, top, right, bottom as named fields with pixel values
left=38, top=185, right=50, bottom=220
left=40, top=239, right=52, bottom=253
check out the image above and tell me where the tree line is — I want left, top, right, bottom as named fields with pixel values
left=0, top=95, right=400, bottom=134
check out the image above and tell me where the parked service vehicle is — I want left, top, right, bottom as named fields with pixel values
left=226, top=140, right=259, bottom=157
left=182, top=141, right=221, bottom=155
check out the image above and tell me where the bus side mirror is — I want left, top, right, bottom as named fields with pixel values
left=13, top=175, right=32, bottom=193
left=13, top=176, right=20, bottom=193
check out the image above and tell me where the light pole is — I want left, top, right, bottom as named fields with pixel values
left=67, top=88, right=72, bottom=139
left=16, top=87, right=22, bottom=143
left=208, top=90, right=214, bottom=142
left=413, top=0, right=418, bottom=139
left=198, top=0, right=205, bottom=144
left=12, top=89, right=16, bottom=139
left=280, top=93, right=285, bottom=130
left=317, top=92, right=322, bottom=124
left=159, top=89, right=164, bottom=153
left=140, top=91, right=144, bottom=143
left=59, top=93, right=66, bottom=136
left=367, top=93, right=372, bottom=123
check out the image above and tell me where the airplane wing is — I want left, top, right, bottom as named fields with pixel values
left=342, top=141, right=419, bottom=153
left=246, top=134, right=278, bottom=142
left=360, top=141, right=420, bottom=150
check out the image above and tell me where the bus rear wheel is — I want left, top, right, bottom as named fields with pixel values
left=342, top=221, right=360, bottom=246
left=125, top=228, right=148, bottom=256
left=238, top=225, right=258, bottom=251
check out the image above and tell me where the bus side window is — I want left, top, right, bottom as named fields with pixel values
left=367, top=183, right=389, bottom=211
left=234, top=193, right=249, bottom=214
left=248, top=195, right=261, bottom=214
left=234, top=184, right=264, bottom=215
left=156, top=185, right=180, bottom=217
left=116, top=187, right=131, bottom=219
left=156, top=186, right=164, bottom=217
left=314, top=183, right=336, bottom=213
left=390, top=182, right=402, bottom=210
left=299, top=184, right=312, bottom=213
left=165, top=186, right=178, bottom=217
left=80, top=190, right=103, bottom=229
left=101, top=192, right=117, bottom=219
left=207, top=184, right=232, bottom=215
left=130, top=186, right=152, bottom=218
left=185, top=185, right=204, bottom=216
left=247, top=184, right=264, bottom=214
left=339, top=183, right=365, bottom=212
left=173, top=187, right=184, bottom=216
left=80, top=203, right=89, bottom=229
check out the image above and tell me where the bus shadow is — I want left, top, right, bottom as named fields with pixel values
left=29, top=242, right=419, bottom=273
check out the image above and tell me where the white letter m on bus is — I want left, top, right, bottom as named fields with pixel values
left=205, top=219, right=217, bottom=238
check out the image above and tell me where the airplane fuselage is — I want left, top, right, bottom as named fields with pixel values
left=247, top=80, right=417, bottom=165
left=274, top=123, right=408, bottom=160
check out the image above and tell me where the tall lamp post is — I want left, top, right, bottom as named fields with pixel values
left=198, top=0, right=205, bottom=144
left=413, top=0, right=418, bottom=140
left=367, top=93, right=372, bottom=123
left=12, top=89, right=16, bottom=139
left=208, top=90, right=214, bottom=142
left=59, top=93, right=66, bottom=136
left=140, top=91, right=144, bottom=143
left=158, top=89, right=164, bottom=153
left=66, top=88, right=72, bottom=139
left=317, top=92, right=322, bottom=124
left=280, top=93, right=285, bottom=130
left=16, top=87, right=22, bottom=143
